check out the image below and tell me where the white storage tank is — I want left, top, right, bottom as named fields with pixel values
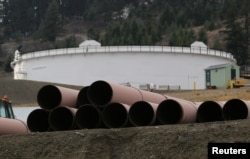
left=11, top=41, right=236, bottom=90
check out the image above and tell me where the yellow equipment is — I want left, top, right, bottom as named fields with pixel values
left=228, top=78, right=245, bottom=89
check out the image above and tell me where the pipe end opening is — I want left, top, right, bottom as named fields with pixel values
left=102, top=103, right=128, bottom=128
left=77, top=86, right=90, bottom=107
left=76, top=105, right=101, bottom=129
left=157, top=100, right=182, bottom=124
left=223, top=99, right=248, bottom=120
left=37, top=85, right=62, bottom=109
left=49, top=107, right=74, bottom=130
left=129, top=101, right=154, bottom=126
left=197, top=101, right=223, bottom=122
left=27, top=109, right=50, bottom=132
left=88, top=81, right=113, bottom=106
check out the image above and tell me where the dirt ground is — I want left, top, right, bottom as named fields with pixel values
left=0, top=119, right=250, bottom=159
left=0, top=78, right=250, bottom=159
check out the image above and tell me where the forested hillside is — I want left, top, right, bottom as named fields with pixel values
left=0, top=0, right=249, bottom=72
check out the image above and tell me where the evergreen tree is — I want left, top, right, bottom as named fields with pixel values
left=39, top=0, right=63, bottom=41
left=213, top=38, right=223, bottom=50
left=241, top=0, right=250, bottom=65
left=223, top=0, right=247, bottom=65
left=87, top=28, right=99, bottom=40
left=198, top=28, right=208, bottom=44
left=159, top=3, right=174, bottom=27
left=60, top=0, right=87, bottom=17
left=169, top=27, right=194, bottom=46
left=3, top=54, right=13, bottom=72
left=3, top=0, right=36, bottom=38
left=64, top=35, right=77, bottom=48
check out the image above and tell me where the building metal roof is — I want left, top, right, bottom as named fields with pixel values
left=205, top=63, right=235, bottom=70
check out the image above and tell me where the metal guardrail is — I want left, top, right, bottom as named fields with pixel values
left=20, top=46, right=235, bottom=61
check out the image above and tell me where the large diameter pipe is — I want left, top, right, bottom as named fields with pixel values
left=102, top=103, right=130, bottom=128
left=223, top=99, right=250, bottom=120
left=0, top=117, right=29, bottom=135
left=27, top=109, right=50, bottom=132
left=88, top=80, right=166, bottom=107
left=197, top=101, right=224, bottom=122
left=76, top=86, right=90, bottom=108
left=129, top=101, right=158, bottom=126
left=49, top=106, right=78, bottom=131
left=156, top=99, right=197, bottom=124
left=37, top=85, right=79, bottom=110
left=75, top=104, right=102, bottom=129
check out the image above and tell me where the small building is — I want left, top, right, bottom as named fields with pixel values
left=205, top=63, right=240, bottom=89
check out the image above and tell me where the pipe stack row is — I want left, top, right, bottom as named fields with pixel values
left=27, top=80, right=250, bottom=132
left=198, top=99, right=250, bottom=122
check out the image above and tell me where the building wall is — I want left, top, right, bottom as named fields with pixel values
left=12, top=46, right=236, bottom=90
left=210, top=68, right=226, bottom=88
left=230, top=64, right=240, bottom=79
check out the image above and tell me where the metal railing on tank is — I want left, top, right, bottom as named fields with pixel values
left=20, top=45, right=235, bottom=62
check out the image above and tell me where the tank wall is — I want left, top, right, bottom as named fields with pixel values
left=15, top=47, right=235, bottom=90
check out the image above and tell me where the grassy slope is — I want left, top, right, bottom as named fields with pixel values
left=0, top=76, right=82, bottom=106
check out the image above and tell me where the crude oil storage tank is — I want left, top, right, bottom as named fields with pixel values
left=11, top=41, right=236, bottom=90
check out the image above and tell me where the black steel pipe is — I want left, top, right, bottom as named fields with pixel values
left=197, top=101, right=224, bottom=122
left=102, top=103, right=130, bottom=128
left=129, top=101, right=157, bottom=126
left=37, top=85, right=79, bottom=110
left=156, top=99, right=197, bottom=124
left=49, top=106, right=78, bottom=131
left=76, top=86, right=90, bottom=108
left=88, top=80, right=166, bottom=107
left=27, top=109, right=50, bottom=132
left=223, top=99, right=250, bottom=120
left=0, top=117, right=29, bottom=135
left=75, top=104, right=102, bottom=129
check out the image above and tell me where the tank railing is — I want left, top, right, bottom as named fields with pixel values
left=20, top=45, right=235, bottom=61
